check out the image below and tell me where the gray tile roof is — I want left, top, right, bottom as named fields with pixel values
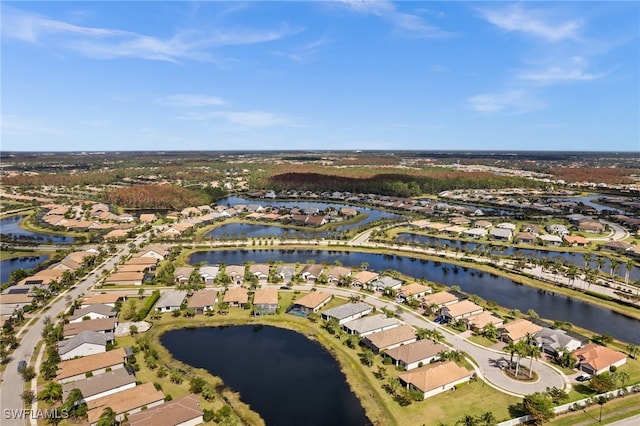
left=62, top=368, right=136, bottom=401
left=343, top=314, right=400, bottom=335
left=322, top=303, right=372, bottom=321
left=155, top=290, right=187, bottom=309
left=68, top=304, right=117, bottom=322
left=58, top=331, right=114, bottom=356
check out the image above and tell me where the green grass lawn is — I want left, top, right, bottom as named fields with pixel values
left=550, top=393, right=640, bottom=426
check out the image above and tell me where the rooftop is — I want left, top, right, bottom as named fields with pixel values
left=321, top=302, right=372, bottom=320
left=385, top=339, right=448, bottom=364
left=293, top=291, right=332, bottom=309
left=343, top=314, right=400, bottom=334
left=127, top=394, right=203, bottom=426
left=399, top=361, right=471, bottom=393
left=57, top=348, right=128, bottom=381
left=155, top=290, right=187, bottom=309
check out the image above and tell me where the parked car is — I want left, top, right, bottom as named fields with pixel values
left=17, top=360, right=26, bottom=373
left=434, top=316, right=447, bottom=324
left=576, top=374, right=591, bottom=382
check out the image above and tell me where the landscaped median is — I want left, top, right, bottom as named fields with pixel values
left=134, top=292, right=522, bottom=426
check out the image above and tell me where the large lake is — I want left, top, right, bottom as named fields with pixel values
left=1, top=255, right=49, bottom=284
left=190, top=249, right=640, bottom=344
left=0, top=215, right=74, bottom=243
left=161, top=325, right=370, bottom=426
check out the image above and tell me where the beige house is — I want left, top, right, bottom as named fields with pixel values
left=363, top=324, right=417, bottom=353
left=498, top=319, right=543, bottom=343
left=56, top=348, right=128, bottom=383
left=421, top=291, right=461, bottom=310
left=385, top=339, right=448, bottom=370
left=463, top=311, right=504, bottom=331
left=86, top=382, right=165, bottom=425
left=127, top=394, right=204, bottom=426
left=399, top=361, right=472, bottom=400
left=440, top=300, right=483, bottom=321
left=399, top=283, right=432, bottom=301
left=81, top=292, right=127, bottom=308
left=290, top=292, right=332, bottom=316
left=223, top=287, right=249, bottom=308
left=103, top=271, right=145, bottom=286
left=187, top=289, right=218, bottom=314
left=253, top=287, right=279, bottom=315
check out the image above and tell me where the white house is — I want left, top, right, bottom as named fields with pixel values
left=58, top=331, right=114, bottom=360
left=398, top=361, right=472, bottom=400
left=155, top=291, right=187, bottom=312
left=62, top=368, right=136, bottom=403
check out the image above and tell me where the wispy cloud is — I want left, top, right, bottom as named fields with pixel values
left=468, top=90, right=544, bottom=114
left=0, top=115, right=62, bottom=136
left=518, top=56, right=607, bottom=85
left=479, top=4, right=582, bottom=42
left=1, top=6, right=297, bottom=63
left=339, top=0, right=451, bottom=38
left=177, top=110, right=295, bottom=128
left=272, top=37, right=331, bottom=63
left=160, top=94, right=226, bottom=107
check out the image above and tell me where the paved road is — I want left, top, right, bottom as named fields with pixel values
left=0, top=233, right=147, bottom=426
left=608, top=413, right=640, bottom=426
left=295, top=285, right=567, bottom=397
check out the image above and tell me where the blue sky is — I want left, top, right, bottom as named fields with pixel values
left=1, top=1, right=638, bottom=152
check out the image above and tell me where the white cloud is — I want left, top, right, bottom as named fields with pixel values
left=160, top=94, right=226, bottom=107
left=272, top=37, right=331, bottom=63
left=468, top=90, right=544, bottom=114
left=1, top=6, right=297, bottom=63
left=339, top=0, right=451, bottom=38
left=519, top=57, right=606, bottom=84
left=479, top=4, right=582, bottom=42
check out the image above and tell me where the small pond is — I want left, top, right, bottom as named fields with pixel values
left=1, top=255, right=49, bottom=284
left=161, top=325, right=370, bottom=426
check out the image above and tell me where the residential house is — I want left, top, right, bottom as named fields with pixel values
left=474, top=220, right=492, bottom=229
left=249, top=264, right=270, bottom=281
left=385, top=339, right=448, bottom=370
left=139, top=213, right=157, bottom=223
left=290, top=292, right=333, bottom=316
left=539, top=234, right=563, bottom=246
left=463, top=311, right=504, bottom=332
left=63, top=318, right=118, bottom=339
left=253, top=288, right=279, bottom=315
left=440, top=300, right=484, bottom=322
left=117, top=264, right=151, bottom=273
left=104, top=229, right=129, bottom=241
left=300, top=264, right=324, bottom=281
left=578, top=221, right=605, bottom=233
left=223, top=287, right=249, bottom=308
left=603, top=241, right=632, bottom=253
left=352, top=270, right=379, bottom=287
left=127, top=394, right=204, bottom=426
left=123, top=257, right=158, bottom=267
left=135, top=245, right=170, bottom=260
left=498, top=319, right=543, bottom=343
left=449, top=216, right=471, bottom=226
left=463, top=228, right=488, bottom=239
left=564, top=235, right=590, bottom=247
left=68, top=304, right=117, bottom=323
left=489, top=228, right=512, bottom=241
left=340, top=208, right=358, bottom=217
left=86, top=382, right=165, bottom=426
left=224, top=265, right=245, bottom=285
left=187, top=289, right=218, bottom=314
left=58, top=331, right=114, bottom=360
left=497, top=223, right=516, bottom=231
left=56, top=347, right=129, bottom=383
left=363, top=324, right=417, bottom=353
left=399, top=283, right=432, bottom=302
left=326, top=266, right=352, bottom=283
left=155, top=291, right=187, bottom=313
left=514, top=232, right=536, bottom=245
left=321, top=302, right=373, bottom=325
left=81, top=293, right=127, bottom=308
left=370, top=276, right=403, bottom=292
left=62, top=368, right=136, bottom=403
left=398, top=361, right=473, bottom=400
left=342, top=314, right=400, bottom=337
left=276, top=265, right=296, bottom=282
left=421, top=291, right=462, bottom=310
left=174, top=267, right=195, bottom=285
left=572, top=343, right=627, bottom=375
left=199, top=266, right=219, bottom=284
left=103, top=271, right=145, bottom=286
left=546, top=224, right=570, bottom=236
left=307, top=216, right=327, bottom=226
left=534, top=328, right=589, bottom=357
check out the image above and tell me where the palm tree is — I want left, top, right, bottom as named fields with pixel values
left=596, top=256, right=606, bottom=274
left=479, top=411, right=497, bottom=426
left=627, top=343, right=639, bottom=359
left=416, top=328, right=430, bottom=340
left=96, top=407, right=116, bottom=426
left=505, top=341, right=518, bottom=369
left=38, top=382, right=63, bottom=402
left=458, top=414, right=478, bottom=426
left=527, top=345, right=541, bottom=379
left=624, top=259, right=634, bottom=284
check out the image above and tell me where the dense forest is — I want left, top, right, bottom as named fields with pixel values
left=264, top=172, right=543, bottom=197
left=549, top=168, right=637, bottom=185
left=106, top=184, right=210, bottom=210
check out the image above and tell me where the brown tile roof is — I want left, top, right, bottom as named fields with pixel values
left=441, top=300, right=483, bottom=318
left=400, top=283, right=431, bottom=297
left=399, top=361, right=471, bottom=393
left=57, top=348, right=127, bottom=381
left=499, top=319, right=543, bottom=341
left=352, top=270, right=379, bottom=284
left=224, top=265, right=245, bottom=276
left=117, top=264, right=149, bottom=273
left=223, top=287, right=248, bottom=304
left=573, top=343, right=627, bottom=372
left=385, top=339, right=448, bottom=364
left=187, top=289, right=218, bottom=309
left=87, top=382, right=165, bottom=424
left=104, top=271, right=145, bottom=283
left=364, top=324, right=416, bottom=350
left=463, top=311, right=503, bottom=329
left=564, top=235, right=589, bottom=245
left=249, top=264, right=270, bottom=276
left=326, top=266, right=351, bottom=278
left=64, top=318, right=118, bottom=336
left=253, top=288, right=278, bottom=305
left=0, top=293, right=34, bottom=305
left=127, top=394, right=203, bottom=426
left=124, top=257, right=158, bottom=265
left=422, top=291, right=459, bottom=307
left=294, top=291, right=332, bottom=309
left=82, top=293, right=127, bottom=306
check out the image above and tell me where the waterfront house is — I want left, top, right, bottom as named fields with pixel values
left=321, top=302, right=373, bottom=325
left=223, top=287, right=249, bottom=308
left=462, top=311, right=504, bottom=332
left=86, top=382, right=165, bottom=426
left=290, top=292, right=332, bottom=316
left=572, top=343, right=627, bottom=375
left=385, top=339, right=448, bottom=370
left=224, top=265, right=245, bottom=285
left=352, top=270, right=379, bottom=287
left=421, top=291, right=462, bottom=310
left=127, top=394, right=204, bottom=426
left=370, top=276, right=403, bottom=292
left=301, top=264, right=324, bottom=281
left=498, top=319, right=543, bottom=343
left=539, top=234, right=563, bottom=246
left=56, top=348, right=129, bottom=383
left=62, top=368, right=136, bottom=403
left=563, top=235, right=590, bottom=247
left=363, top=324, right=417, bottom=353
left=398, top=361, right=472, bottom=400
left=399, top=283, right=432, bottom=302
left=155, top=291, right=187, bottom=313
left=249, top=264, right=270, bottom=281
left=276, top=265, right=296, bottom=282
left=58, top=331, right=114, bottom=360
left=342, top=314, right=400, bottom=337
left=63, top=318, right=118, bottom=339
left=199, top=266, right=219, bottom=284
left=489, top=228, right=512, bottom=241
left=253, top=287, right=279, bottom=315
left=535, top=328, right=589, bottom=357
left=326, top=266, right=352, bottom=283
left=440, top=300, right=484, bottom=321
left=187, top=289, right=218, bottom=314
